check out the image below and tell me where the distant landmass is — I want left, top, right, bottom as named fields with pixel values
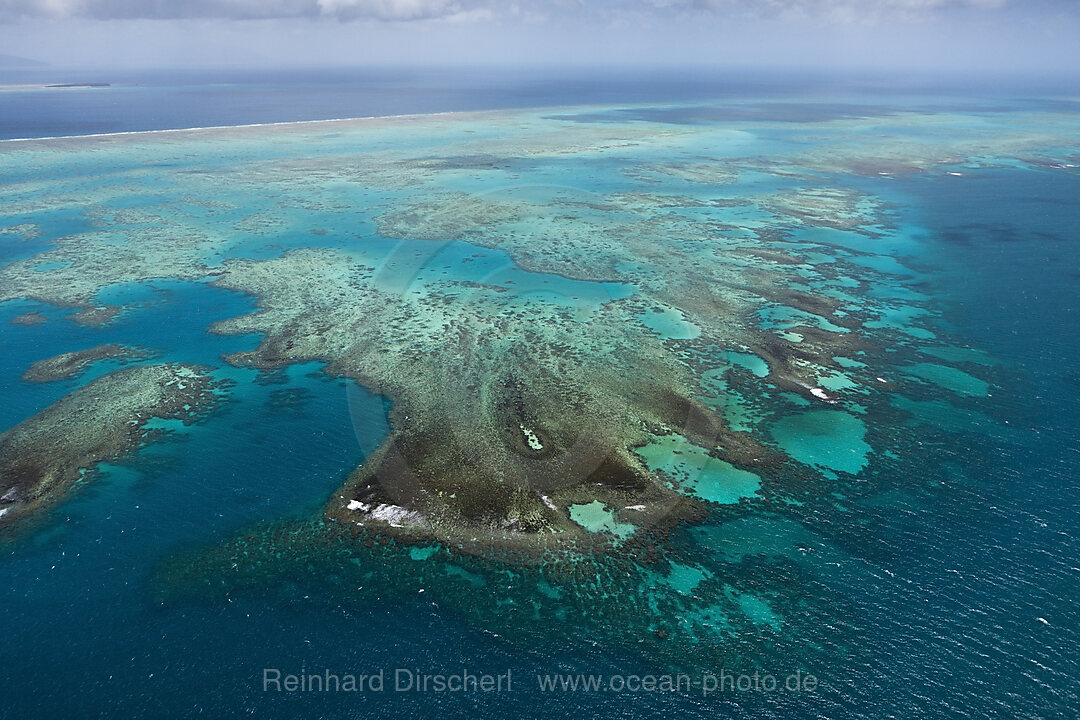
left=0, top=53, right=47, bottom=68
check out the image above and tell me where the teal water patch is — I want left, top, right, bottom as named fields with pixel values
left=638, top=305, right=700, bottom=339
left=568, top=500, right=635, bottom=539
left=0, top=356, right=386, bottom=603
left=757, top=304, right=850, bottom=335
left=727, top=587, right=782, bottom=631
left=864, top=303, right=935, bottom=339
left=698, top=350, right=770, bottom=431
left=700, top=371, right=763, bottom=433
left=919, top=345, right=998, bottom=366
left=691, top=515, right=837, bottom=564
left=664, top=562, right=710, bottom=595
left=825, top=274, right=861, bottom=289
left=867, top=284, right=930, bottom=302
left=817, top=368, right=859, bottom=392
left=364, top=238, right=635, bottom=317
left=690, top=515, right=868, bottom=593
left=720, top=350, right=770, bottom=377
left=536, top=579, right=562, bottom=600
left=802, top=251, right=838, bottom=264
left=850, top=254, right=918, bottom=278
left=792, top=225, right=917, bottom=258
left=444, top=563, right=486, bottom=587
left=409, top=545, right=440, bottom=561
left=780, top=392, right=812, bottom=407
left=904, top=363, right=989, bottom=397
left=834, top=356, right=867, bottom=369
left=770, top=410, right=871, bottom=475
left=32, top=260, right=73, bottom=272
left=891, top=395, right=993, bottom=433
left=139, top=416, right=190, bottom=434
left=634, top=434, right=761, bottom=504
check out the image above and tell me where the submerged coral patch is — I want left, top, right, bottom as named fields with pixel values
left=904, top=363, right=990, bottom=397
left=0, top=364, right=223, bottom=533
left=770, top=410, right=871, bottom=475
left=22, top=344, right=156, bottom=383
left=634, top=434, right=762, bottom=505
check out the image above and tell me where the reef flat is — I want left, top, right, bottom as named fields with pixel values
left=10, top=310, right=46, bottom=325
left=0, top=103, right=1068, bottom=562
left=0, top=364, right=221, bottom=532
left=208, top=248, right=778, bottom=557
left=22, top=344, right=155, bottom=382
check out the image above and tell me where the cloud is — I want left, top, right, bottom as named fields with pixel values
left=0, top=0, right=477, bottom=21
left=692, top=0, right=1011, bottom=23
left=0, top=0, right=1019, bottom=23
left=1, top=0, right=1075, bottom=70
left=316, top=0, right=463, bottom=21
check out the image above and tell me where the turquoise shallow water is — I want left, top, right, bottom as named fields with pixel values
left=1, top=84, right=1079, bottom=719
left=635, top=434, right=761, bottom=504
left=770, top=410, right=871, bottom=476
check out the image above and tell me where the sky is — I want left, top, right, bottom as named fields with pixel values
left=0, top=0, right=1077, bottom=72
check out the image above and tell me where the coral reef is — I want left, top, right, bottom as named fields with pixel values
left=0, top=364, right=222, bottom=533
left=22, top=344, right=156, bottom=382
left=0, top=103, right=1037, bottom=557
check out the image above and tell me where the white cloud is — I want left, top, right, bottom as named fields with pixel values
left=0, top=0, right=1017, bottom=23
left=693, top=0, right=1010, bottom=23
left=316, top=0, right=463, bottom=21
left=0, top=0, right=480, bottom=21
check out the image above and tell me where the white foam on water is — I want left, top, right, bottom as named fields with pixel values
left=370, top=504, right=421, bottom=527
left=0, top=110, right=461, bottom=143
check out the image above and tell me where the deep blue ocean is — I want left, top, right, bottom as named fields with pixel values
left=3, top=65, right=1077, bottom=140
left=0, top=68, right=1077, bottom=718
left=0, top=66, right=833, bottom=140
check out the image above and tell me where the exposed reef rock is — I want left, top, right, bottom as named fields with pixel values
left=69, top=305, right=123, bottom=327
left=0, top=364, right=223, bottom=534
left=10, top=311, right=47, bottom=326
left=375, top=192, right=527, bottom=241
left=0, top=223, right=215, bottom=313
left=623, top=160, right=739, bottom=186
left=22, top=344, right=156, bottom=383
left=207, top=249, right=768, bottom=558
left=760, top=187, right=886, bottom=233
left=0, top=223, right=40, bottom=241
